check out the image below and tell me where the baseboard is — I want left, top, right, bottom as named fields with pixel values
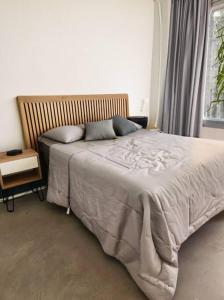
left=0, top=190, right=32, bottom=203
left=0, top=186, right=46, bottom=203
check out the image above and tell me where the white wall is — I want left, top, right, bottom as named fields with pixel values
left=0, top=0, right=154, bottom=151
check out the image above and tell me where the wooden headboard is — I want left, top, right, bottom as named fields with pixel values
left=17, top=94, right=129, bottom=150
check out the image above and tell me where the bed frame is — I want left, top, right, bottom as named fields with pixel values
left=17, top=94, right=129, bottom=150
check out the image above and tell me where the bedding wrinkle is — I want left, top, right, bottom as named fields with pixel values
left=47, top=130, right=224, bottom=299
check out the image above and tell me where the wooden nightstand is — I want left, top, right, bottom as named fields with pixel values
left=0, top=149, right=42, bottom=212
left=127, top=116, right=148, bottom=129
left=150, top=128, right=161, bottom=132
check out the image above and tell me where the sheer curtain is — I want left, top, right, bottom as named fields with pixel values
left=161, top=0, right=210, bottom=137
left=212, top=0, right=224, bottom=6
left=149, top=0, right=171, bottom=129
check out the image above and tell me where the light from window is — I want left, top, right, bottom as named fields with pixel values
left=204, top=7, right=224, bottom=121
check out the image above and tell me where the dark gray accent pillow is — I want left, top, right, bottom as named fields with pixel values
left=43, top=125, right=84, bottom=143
left=85, top=119, right=116, bottom=141
left=113, top=115, right=137, bottom=136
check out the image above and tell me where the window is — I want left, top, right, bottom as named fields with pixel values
left=204, top=6, right=224, bottom=125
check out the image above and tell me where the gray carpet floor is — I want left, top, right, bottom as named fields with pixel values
left=1, top=194, right=224, bottom=300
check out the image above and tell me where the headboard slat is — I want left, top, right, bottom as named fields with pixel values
left=17, top=94, right=129, bottom=150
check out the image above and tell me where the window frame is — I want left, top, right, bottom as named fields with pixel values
left=203, top=3, right=224, bottom=128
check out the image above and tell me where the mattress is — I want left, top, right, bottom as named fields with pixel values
left=46, top=130, right=224, bottom=299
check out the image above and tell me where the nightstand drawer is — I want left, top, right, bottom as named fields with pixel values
left=0, top=156, right=38, bottom=176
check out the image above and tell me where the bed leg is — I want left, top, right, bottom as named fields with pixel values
left=66, top=207, right=70, bottom=215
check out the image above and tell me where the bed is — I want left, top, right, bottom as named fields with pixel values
left=17, top=94, right=224, bottom=300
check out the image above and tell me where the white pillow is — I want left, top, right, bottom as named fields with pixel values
left=43, top=125, right=84, bottom=143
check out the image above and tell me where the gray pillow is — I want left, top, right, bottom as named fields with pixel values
left=113, top=115, right=137, bottom=136
left=43, top=125, right=84, bottom=143
left=85, top=119, right=116, bottom=141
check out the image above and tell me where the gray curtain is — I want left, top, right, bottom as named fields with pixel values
left=161, top=0, right=210, bottom=137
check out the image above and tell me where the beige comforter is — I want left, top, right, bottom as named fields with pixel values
left=47, top=130, right=224, bottom=299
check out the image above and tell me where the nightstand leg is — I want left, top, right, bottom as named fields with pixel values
left=32, top=186, right=45, bottom=201
left=3, top=195, right=14, bottom=213
left=38, top=187, right=44, bottom=201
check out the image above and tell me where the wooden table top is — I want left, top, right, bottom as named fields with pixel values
left=0, top=149, right=37, bottom=163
